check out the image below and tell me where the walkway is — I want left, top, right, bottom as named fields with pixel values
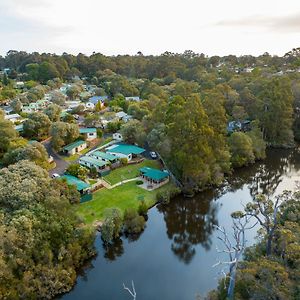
left=100, top=177, right=140, bottom=189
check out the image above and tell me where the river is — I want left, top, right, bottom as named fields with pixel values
left=61, top=147, right=300, bottom=300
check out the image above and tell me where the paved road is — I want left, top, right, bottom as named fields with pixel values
left=43, top=140, right=69, bottom=176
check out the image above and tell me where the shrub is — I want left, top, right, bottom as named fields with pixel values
left=136, top=180, right=143, bottom=185
left=120, top=157, right=128, bottom=165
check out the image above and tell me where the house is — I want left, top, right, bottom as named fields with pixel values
left=79, top=128, right=97, bottom=140
left=60, top=174, right=90, bottom=194
left=79, top=156, right=109, bottom=172
left=66, top=101, right=82, bottom=109
left=15, top=81, right=25, bottom=89
left=125, top=96, right=141, bottom=102
left=139, top=167, right=169, bottom=187
left=63, top=140, right=87, bottom=155
left=22, top=103, right=39, bottom=113
left=87, top=96, right=107, bottom=109
left=106, top=144, right=145, bottom=161
left=112, top=132, right=123, bottom=141
left=89, top=151, right=119, bottom=164
left=4, top=113, right=21, bottom=123
left=85, top=102, right=95, bottom=110
left=115, top=111, right=132, bottom=122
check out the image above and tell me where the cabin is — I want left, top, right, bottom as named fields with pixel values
left=139, top=167, right=169, bottom=188
left=89, top=151, right=119, bottom=165
left=79, top=156, right=109, bottom=172
left=106, top=144, right=145, bottom=161
left=63, top=140, right=87, bottom=155
left=79, top=127, right=97, bottom=140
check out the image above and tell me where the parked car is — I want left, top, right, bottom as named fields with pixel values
left=51, top=173, right=60, bottom=179
left=150, top=151, right=157, bottom=159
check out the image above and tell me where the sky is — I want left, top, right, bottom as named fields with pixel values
left=1, top=0, right=300, bottom=57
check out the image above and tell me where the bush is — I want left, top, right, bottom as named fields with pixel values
left=101, top=208, right=123, bottom=244
left=136, top=180, right=143, bottom=185
left=120, top=157, right=128, bottom=165
left=124, top=208, right=145, bottom=234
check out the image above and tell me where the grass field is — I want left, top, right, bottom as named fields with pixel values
left=76, top=181, right=173, bottom=224
left=103, top=159, right=160, bottom=185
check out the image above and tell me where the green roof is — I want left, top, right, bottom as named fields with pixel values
left=79, top=128, right=97, bottom=134
left=107, top=144, right=145, bottom=155
left=63, top=140, right=86, bottom=151
left=61, top=175, right=90, bottom=191
left=90, top=151, right=117, bottom=161
left=79, top=156, right=108, bottom=167
left=139, top=167, right=169, bottom=181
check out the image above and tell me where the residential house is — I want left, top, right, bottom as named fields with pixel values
left=14, top=81, right=25, bottom=89
left=88, top=96, right=107, bottom=108
left=106, top=144, right=145, bottom=161
left=79, top=156, right=109, bottom=172
left=79, top=127, right=97, bottom=140
left=22, top=103, right=39, bottom=113
left=15, top=124, right=24, bottom=133
left=4, top=113, right=22, bottom=123
left=125, top=96, right=141, bottom=102
left=115, top=111, right=132, bottom=122
left=63, top=140, right=87, bottom=155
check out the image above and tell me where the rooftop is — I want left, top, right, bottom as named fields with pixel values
left=88, top=95, right=108, bottom=104
left=107, top=144, right=145, bottom=155
left=139, top=167, right=169, bottom=181
left=61, top=174, right=90, bottom=191
left=79, top=127, right=97, bottom=134
left=63, top=140, right=86, bottom=151
left=90, top=151, right=117, bottom=161
left=79, top=156, right=108, bottom=167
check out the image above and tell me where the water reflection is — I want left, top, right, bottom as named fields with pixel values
left=103, top=238, right=124, bottom=261
left=157, top=189, right=221, bottom=264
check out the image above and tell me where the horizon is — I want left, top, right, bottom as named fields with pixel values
left=1, top=0, right=300, bottom=57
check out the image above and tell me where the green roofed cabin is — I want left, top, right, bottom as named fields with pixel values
left=63, top=140, right=87, bottom=155
left=61, top=174, right=90, bottom=192
left=89, top=151, right=119, bottom=164
left=79, top=127, right=97, bottom=141
left=79, top=155, right=109, bottom=172
left=139, top=167, right=169, bottom=186
left=106, top=144, right=145, bottom=161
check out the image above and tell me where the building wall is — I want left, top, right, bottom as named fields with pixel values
left=85, top=132, right=97, bottom=140
left=68, top=143, right=87, bottom=155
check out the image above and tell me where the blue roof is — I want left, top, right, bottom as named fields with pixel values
left=79, top=127, right=97, bottom=134
left=88, top=96, right=108, bottom=104
left=61, top=175, right=90, bottom=191
left=107, top=144, right=145, bottom=155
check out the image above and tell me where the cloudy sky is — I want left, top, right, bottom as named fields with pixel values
left=1, top=0, right=300, bottom=56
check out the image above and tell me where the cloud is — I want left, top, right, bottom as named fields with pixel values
left=216, top=12, right=300, bottom=33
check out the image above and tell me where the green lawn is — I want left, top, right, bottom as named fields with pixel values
left=103, top=159, right=160, bottom=185
left=76, top=181, right=173, bottom=224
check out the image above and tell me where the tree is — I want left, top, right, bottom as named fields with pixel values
left=66, top=163, right=88, bottom=180
left=0, top=113, right=17, bottom=156
left=3, top=141, right=50, bottom=169
left=23, top=112, right=51, bottom=140
left=50, top=122, right=79, bottom=151
left=246, top=121, right=266, bottom=160
left=123, top=208, right=145, bottom=234
left=11, top=98, right=22, bottom=113
left=258, top=78, right=294, bottom=147
left=214, top=212, right=255, bottom=300
left=84, top=113, right=100, bottom=127
left=120, top=119, right=146, bottom=145
left=66, top=85, right=82, bottom=100
left=228, top=132, right=255, bottom=168
left=101, top=208, right=123, bottom=244
left=50, top=90, right=66, bottom=106
left=44, top=103, right=61, bottom=122
left=245, top=192, right=288, bottom=256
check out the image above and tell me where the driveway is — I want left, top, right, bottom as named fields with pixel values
left=43, top=140, right=69, bottom=176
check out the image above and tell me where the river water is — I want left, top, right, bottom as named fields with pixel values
left=61, top=148, right=300, bottom=300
